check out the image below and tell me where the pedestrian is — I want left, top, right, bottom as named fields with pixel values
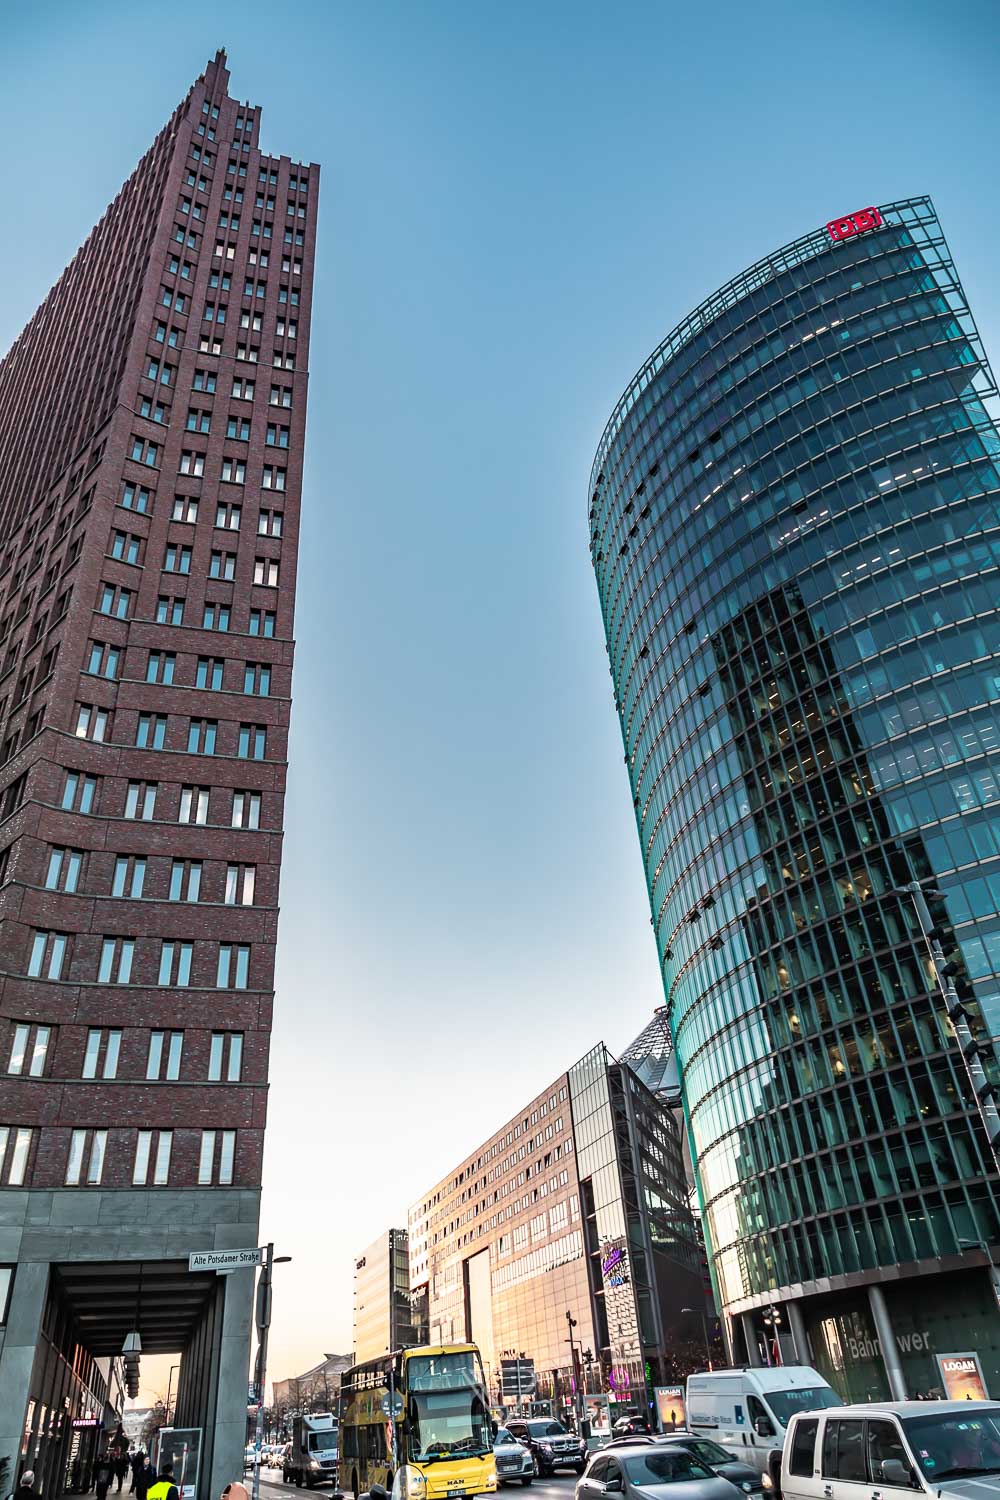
left=96, top=1452, right=115, bottom=1500
left=13, top=1469, right=37, bottom=1500
left=130, top=1451, right=146, bottom=1495
left=145, top=1461, right=180, bottom=1500
left=135, top=1457, right=154, bottom=1500
left=114, top=1452, right=130, bottom=1494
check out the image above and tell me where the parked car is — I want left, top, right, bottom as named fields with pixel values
left=506, top=1419, right=588, bottom=1476
left=494, top=1428, right=534, bottom=1486
left=576, top=1443, right=743, bottom=1500
left=781, top=1400, right=1000, bottom=1500
left=653, top=1435, right=767, bottom=1494
left=614, top=1415, right=652, bottom=1437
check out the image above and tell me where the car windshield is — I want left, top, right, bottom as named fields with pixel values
left=683, top=1441, right=731, bottom=1465
left=902, top=1411, right=1000, bottom=1480
left=623, top=1453, right=715, bottom=1484
left=495, top=1430, right=515, bottom=1446
left=764, top=1387, right=842, bottom=1426
left=528, top=1422, right=567, bottom=1437
left=307, top=1434, right=336, bottom=1452
left=406, top=1388, right=493, bottom=1463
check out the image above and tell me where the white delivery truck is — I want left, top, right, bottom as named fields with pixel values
left=285, top=1412, right=339, bottom=1489
left=686, top=1367, right=842, bottom=1493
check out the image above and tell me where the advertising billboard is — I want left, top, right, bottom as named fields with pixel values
left=655, top=1387, right=686, bottom=1432
left=936, top=1354, right=990, bottom=1401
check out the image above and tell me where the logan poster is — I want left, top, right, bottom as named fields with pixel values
left=936, top=1354, right=989, bottom=1401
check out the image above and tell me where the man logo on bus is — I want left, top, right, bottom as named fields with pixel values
left=827, top=207, right=883, bottom=241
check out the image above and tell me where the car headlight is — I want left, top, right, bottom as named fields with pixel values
left=761, top=1476, right=773, bottom=1491
left=309, top=1461, right=321, bottom=1470
left=540, top=1444, right=553, bottom=1452
left=402, top=1467, right=427, bottom=1500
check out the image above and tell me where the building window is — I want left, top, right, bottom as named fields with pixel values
left=121, top=483, right=152, bottom=513
left=169, top=860, right=202, bottom=902
left=110, top=531, right=141, bottom=564
left=209, top=551, right=236, bottom=581
left=136, top=713, right=168, bottom=750
left=179, top=785, right=209, bottom=824
left=248, top=610, right=276, bottom=637
left=124, top=781, right=157, bottom=819
left=225, top=864, right=256, bottom=905
left=172, top=496, right=199, bottom=523
left=253, top=557, right=279, bottom=587
left=0, top=1128, right=32, bottom=1186
left=134, top=1130, right=172, bottom=1186
left=163, top=543, right=192, bottom=574
left=86, top=641, right=121, bottom=679
left=258, top=509, right=283, bottom=536
left=238, top=724, right=266, bottom=759
left=98, top=584, right=131, bottom=619
left=8, top=1024, right=50, bottom=1077
left=82, top=1028, right=121, bottom=1080
left=215, top=502, right=241, bottom=529
left=27, top=931, right=68, bottom=980
left=147, top=1030, right=184, bottom=1080
left=66, top=1129, right=107, bottom=1186
left=98, top=937, right=135, bottom=985
left=157, top=941, right=193, bottom=987
left=45, top=847, right=83, bottom=893
left=221, top=458, right=246, bottom=484
left=193, top=368, right=217, bottom=392
left=232, top=791, right=261, bottom=829
left=203, top=603, right=231, bottom=631
left=198, top=1129, right=236, bottom=1185
left=156, top=595, right=185, bottom=625
left=75, top=704, right=109, bottom=742
left=179, top=451, right=205, bottom=476
left=187, top=719, right=217, bottom=754
left=217, top=944, right=250, bottom=989
left=208, top=1032, right=243, bottom=1082
left=62, top=771, right=98, bottom=813
left=196, top=658, right=224, bottom=691
left=232, top=377, right=255, bottom=399
left=244, top=663, right=271, bottom=696
left=146, top=651, right=176, bottom=685
left=261, top=466, right=286, bottom=491
left=112, top=855, right=146, bottom=898
left=186, top=408, right=211, bottom=434
left=226, top=417, right=250, bottom=441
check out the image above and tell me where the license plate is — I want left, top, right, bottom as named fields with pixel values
left=448, top=1489, right=464, bottom=1496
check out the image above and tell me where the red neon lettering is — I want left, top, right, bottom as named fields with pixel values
left=827, top=206, right=883, bottom=242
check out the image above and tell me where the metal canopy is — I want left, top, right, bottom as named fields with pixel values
left=53, top=1260, right=219, bottom=1356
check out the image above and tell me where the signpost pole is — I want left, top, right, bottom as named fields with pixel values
left=252, top=1243, right=274, bottom=1500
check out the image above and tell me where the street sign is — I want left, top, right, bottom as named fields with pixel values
left=381, top=1394, right=404, bottom=1417
left=188, top=1247, right=264, bottom=1272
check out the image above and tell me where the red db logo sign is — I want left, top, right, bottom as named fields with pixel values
left=827, top=207, right=883, bottom=241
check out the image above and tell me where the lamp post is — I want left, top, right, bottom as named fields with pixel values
left=252, top=1246, right=292, bottom=1500
left=762, top=1307, right=783, bottom=1367
left=565, top=1312, right=584, bottom=1433
left=164, top=1363, right=181, bottom=1423
left=681, top=1308, right=713, bottom=1367
left=894, top=881, right=1000, bottom=1162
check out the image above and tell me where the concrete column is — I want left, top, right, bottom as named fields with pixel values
left=0, top=1262, right=49, bottom=1477
left=207, top=1266, right=255, bottom=1499
left=741, top=1312, right=762, bottom=1366
left=785, top=1301, right=809, bottom=1364
left=868, top=1285, right=907, bottom=1400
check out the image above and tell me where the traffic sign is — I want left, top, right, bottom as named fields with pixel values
left=189, top=1247, right=264, bottom=1273
left=381, top=1394, right=404, bottom=1417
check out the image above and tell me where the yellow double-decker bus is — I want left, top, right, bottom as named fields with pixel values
left=339, top=1344, right=497, bottom=1500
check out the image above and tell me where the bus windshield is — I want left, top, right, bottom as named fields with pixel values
left=406, top=1388, right=493, bottom=1463
left=407, top=1352, right=483, bottom=1391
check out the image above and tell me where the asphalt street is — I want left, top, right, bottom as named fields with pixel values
left=254, top=1474, right=580, bottom=1500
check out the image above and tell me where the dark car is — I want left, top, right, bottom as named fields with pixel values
left=613, top=1415, right=652, bottom=1437
left=505, top=1420, right=588, bottom=1477
left=653, top=1436, right=766, bottom=1495
left=576, top=1445, right=742, bottom=1500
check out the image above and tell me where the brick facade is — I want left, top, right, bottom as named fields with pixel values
left=0, top=50, right=318, bottom=1196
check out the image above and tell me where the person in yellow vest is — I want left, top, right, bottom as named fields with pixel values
left=146, top=1463, right=179, bottom=1500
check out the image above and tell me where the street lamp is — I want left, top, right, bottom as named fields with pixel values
left=252, top=1247, right=292, bottom=1500
left=893, top=882, right=1000, bottom=1162
left=564, top=1312, right=585, bottom=1433
left=762, top=1307, right=783, bottom=1367
left=164, top=1363, right=181, bottom=1423
left=681, top=1308, right=713, bottom=1366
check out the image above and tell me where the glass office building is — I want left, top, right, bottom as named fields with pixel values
left=590, top=197, right=1000, bottom=1400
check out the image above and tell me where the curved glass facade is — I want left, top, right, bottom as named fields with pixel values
left=590, top=197, right=1000, bottom=1388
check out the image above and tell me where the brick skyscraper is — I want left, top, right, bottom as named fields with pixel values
left=0, top=52, right=318, bottom=1490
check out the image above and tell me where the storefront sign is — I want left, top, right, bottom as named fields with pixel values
left=937, top=1353, right=989, bottom=1401
left=72, top=1418, right=103, bottom=1429
left=655, top=1387, right=686, bottom=1432
left=188, top=1246, right=263, bottom=1272
left=827, top=207, right=883, bottom=242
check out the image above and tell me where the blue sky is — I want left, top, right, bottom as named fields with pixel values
left=3, top=0, right=999, bottom=1393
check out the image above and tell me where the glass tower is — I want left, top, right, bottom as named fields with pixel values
left=590, top=197, right=1000, bottom=1400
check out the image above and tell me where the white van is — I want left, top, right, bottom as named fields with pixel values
left=781, top=1400, right=1000, bottom=1500
left=687, top=1368, right=843, bottom=1488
